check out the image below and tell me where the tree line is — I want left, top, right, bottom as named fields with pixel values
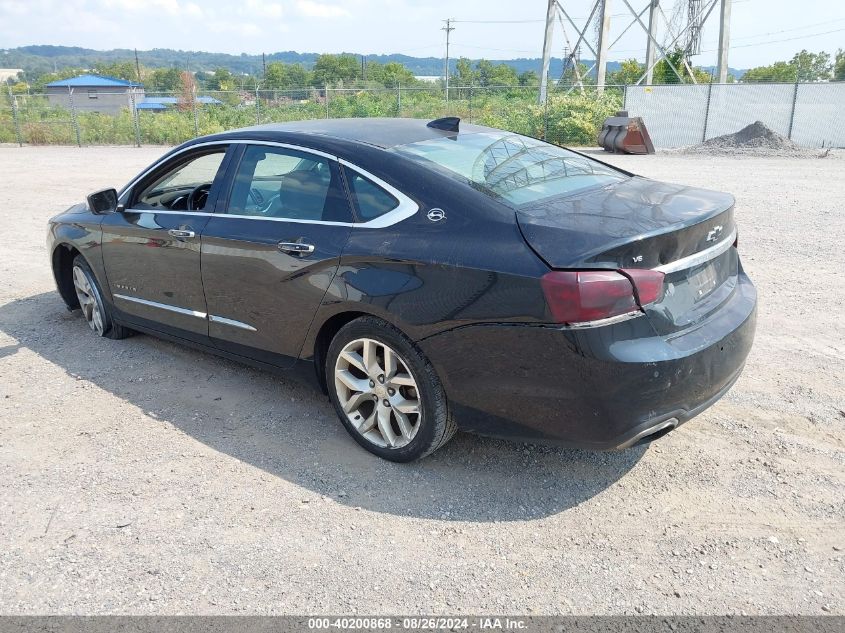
left=742, top=50, right=845, bottom=83
left=560, top=48, right=845, bottom=85
left=5, top=48, right=844, bottom=96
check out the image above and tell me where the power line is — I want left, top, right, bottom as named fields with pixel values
left=452, top=12, right=630, bottom=25
left=451, top=19, right=545, bottom=24
left=602, top=22, right=845, bottom=56
left=728, top=17, right=845, bottom=41
left=450, top=15, right=845, bottom=61
left=450, top=43, right=541, bottom=55
left=713, top=26, right=845, bottom=51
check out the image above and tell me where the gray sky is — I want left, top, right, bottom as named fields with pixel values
left=1, top=0, right=843, bottom=70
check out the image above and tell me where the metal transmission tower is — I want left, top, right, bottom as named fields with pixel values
left=537, top=0, right=733, bottom=104
left=442, top=18, right=455, bottom=106
left=686, top=0, right=704, bottom=56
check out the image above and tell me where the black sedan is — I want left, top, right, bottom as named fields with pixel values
left=48, top=117, right=757, bottom=461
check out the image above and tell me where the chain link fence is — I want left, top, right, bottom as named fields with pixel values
left=0, top=84, right=623, bottom=148
left=624, top=82, right=845, bottom=148
left=2, top=82, right=843, bottom=149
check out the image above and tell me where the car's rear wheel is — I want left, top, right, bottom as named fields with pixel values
left=326, top=316, right=456, bottom=462
left=71, top=255, right=131, bottom=340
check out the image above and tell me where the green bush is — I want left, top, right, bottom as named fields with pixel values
left=1, top=88, right=623, bottom=147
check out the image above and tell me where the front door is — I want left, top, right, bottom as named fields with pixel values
left=200, top=143, right=353, bottom=367
left=101, top=145, right=232, bottom=341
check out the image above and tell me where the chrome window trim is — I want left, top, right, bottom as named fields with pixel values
left=120, top=139, right=418, bottom=229
left=113, top=293, right=207, bottom=318
left=208, top=314, right=257, bottom=332
left=118, top=208, right=353, bottom=226
left=337, top=158, right=419, bottom=228
left=653, top=229, right=737, bottom=275
left=119, top=140, right=233, bottom=204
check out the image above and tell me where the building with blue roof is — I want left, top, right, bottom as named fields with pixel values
left=45, top=74, right=145, bottom=114
left=138, top=95, right=223, bottom=111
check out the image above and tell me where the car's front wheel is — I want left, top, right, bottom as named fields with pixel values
left=71, top=255, right=131, bottom=340
left=326, top=316, right=456, bottom=462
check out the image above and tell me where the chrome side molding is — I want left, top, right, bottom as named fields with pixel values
left=113, top=293, right=257, bottom=332
left=208, top=314, right=257, bottom=332
left=113, top=293, right=207, bottom=319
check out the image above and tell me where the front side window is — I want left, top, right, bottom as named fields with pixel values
left=226, top=145, right=351, bottom=222
left=134, top=150, right=227, bottom=211
left=393, top=132, right=625, bottom=206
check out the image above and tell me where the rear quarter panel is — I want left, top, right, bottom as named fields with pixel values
left=300, top=148, right=551, bottom=358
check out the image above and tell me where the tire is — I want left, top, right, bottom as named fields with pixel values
left=71, top=255, right=132, bottom=340
left=326, top=316, right=456, bottom=462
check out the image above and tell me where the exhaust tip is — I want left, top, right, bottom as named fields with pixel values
left=632, top=418, right=679, bottom=447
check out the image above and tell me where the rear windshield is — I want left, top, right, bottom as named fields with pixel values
left=393, top=132, right=625, bottom=206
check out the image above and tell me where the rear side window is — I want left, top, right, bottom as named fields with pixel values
left=345, top=170, right=399, bottom=221
left=226, top=145, right=352, bottom=223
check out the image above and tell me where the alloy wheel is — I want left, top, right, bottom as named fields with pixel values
left=334, top=337, right=421, bottom=449
left=72, top=265, right=105, bottom=335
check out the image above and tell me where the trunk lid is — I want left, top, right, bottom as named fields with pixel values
left=518, top=177, right=738, bottom=334
left=516, top=176, right=735, bottom=269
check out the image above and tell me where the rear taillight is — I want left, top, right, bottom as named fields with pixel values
left=540, top=269, right=665, bottom=325
left=622, top=268, right=664, bottom=305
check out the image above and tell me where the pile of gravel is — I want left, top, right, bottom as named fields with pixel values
left=677, top=121, right=827, bottom=157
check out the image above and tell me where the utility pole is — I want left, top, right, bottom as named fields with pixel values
left=595, top=0, right=613, bottom=93
left=134, top=47, right=142, bottom=84
left=716, top=0, right=732, bottom=83
left=562, top=46, right=570, bottom=85
left=538, top=0, right=556, bottom=105
left=442, top=18, right=455, bottom=106
left=645, top=0, right=659, bottom=84
left=361, top=55, right=366, bottom=81
left=262, top=52, right=267, bottom=79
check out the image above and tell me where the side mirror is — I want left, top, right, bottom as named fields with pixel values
left=87, top=188, right=119, bottom=215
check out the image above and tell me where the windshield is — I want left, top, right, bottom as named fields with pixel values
left=393, top=132, right=625, bottom=206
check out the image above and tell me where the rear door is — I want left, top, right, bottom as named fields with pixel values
left=200, top=142, right=354, bottom=367
left=103, top=144, right=232, bottom=341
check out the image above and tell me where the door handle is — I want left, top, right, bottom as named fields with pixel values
left=278, top=241, right=315, bottom=255
left=168, top=229, right=195, bottom=238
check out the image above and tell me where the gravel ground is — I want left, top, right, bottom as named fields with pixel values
left=0, top=145, right=843, bottom=615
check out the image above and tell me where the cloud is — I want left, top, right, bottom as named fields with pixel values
left=98, top=0, right=201, bottom=16
left=0, top=1, right=29, bottom=15
left=245, top=0, right=284, bottom=18
left=206, top=21, right=263, bottom=37
left=295, top=0, right=349, bottom=18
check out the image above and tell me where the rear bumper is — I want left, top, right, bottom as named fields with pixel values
left=418, top=270, right=757, bottom=449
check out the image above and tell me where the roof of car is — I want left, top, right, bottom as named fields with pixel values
left=233, top=117, right=495, bottom=149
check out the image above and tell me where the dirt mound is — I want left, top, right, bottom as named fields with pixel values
left=678, top=120, right=824, bottom=157
left=702, top=121, right=799, bottom=151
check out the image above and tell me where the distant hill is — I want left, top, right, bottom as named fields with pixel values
left=1, top=45, right=746, bottom=81
left=1, top=45, right=594, bottom=79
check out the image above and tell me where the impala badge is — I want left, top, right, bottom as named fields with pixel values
left=706, top=225, right=724, bottom=242
left=427, top=208, right=446, bottom=222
